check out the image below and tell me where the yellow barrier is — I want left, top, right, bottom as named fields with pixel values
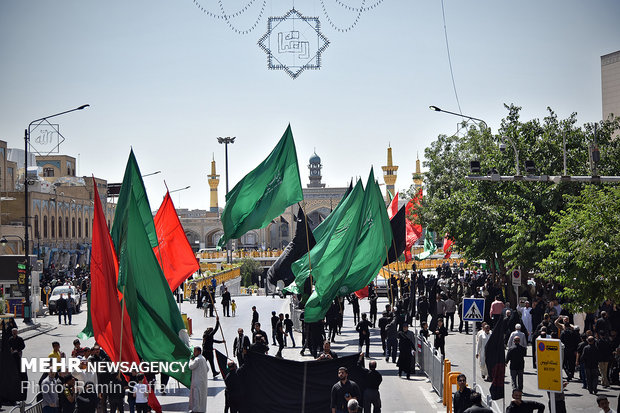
left=184, top=267, right=241, bottom=298
left=446, top=372, right=463, bottom=413
left=443, top=359, right=451, bottom=404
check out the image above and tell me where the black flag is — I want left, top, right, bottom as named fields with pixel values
left=485, top=317, right=508, bottom=400
left=384, top=205, right=406, bottom=265
left=267, top=206, right=316, bottom=286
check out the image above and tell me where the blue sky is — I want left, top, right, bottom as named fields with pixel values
left=1, top=0, right=619, bottom=210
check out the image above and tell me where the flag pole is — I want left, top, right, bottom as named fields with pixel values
left=117, top=285, right=126, bottom=377
left=384, top=246, right=394, bottom=307
left=300, top=202, right=314, bottom=288
left=205, top=284, right=229, bottom=358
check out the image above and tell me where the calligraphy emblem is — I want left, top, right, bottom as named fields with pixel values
left=258, top=8, right=329, bottom=79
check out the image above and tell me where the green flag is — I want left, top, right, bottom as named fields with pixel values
left=340, top=169, right=393, bottom=294
left=112, top=151, right=192, bottom=387
left=415, top=230, right=436, bottom=260
left=293, top=180, right=365, bottom=322
left=218, top=125, right=303, bottom=247
left=77, top=289, right=93, bottom=340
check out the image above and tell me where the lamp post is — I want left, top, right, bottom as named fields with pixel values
left=217, top=136, right=235, bottom=264
left=24, top=104, right=89, bottom=322
left=429, top=105, right=521, bottom=176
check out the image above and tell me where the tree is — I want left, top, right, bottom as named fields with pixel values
left=540, top=185, right=620, bottom=312
left=238, top=257, right=262, bottom=287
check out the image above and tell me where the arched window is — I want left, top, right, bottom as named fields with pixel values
left=78, top=218, right=82, bottom=238
left=34, top=215, right=39, bottom=238
left=85, top=218, right=89, bottom=238
left=51, top=216, right=55, bottom=238
left=72, top=217, right=76, bottom=238
left=43, top=216, right=48, bottom=238
left=65, top=217, right=69, bottom=238
left=58, top=217, right=62, bottom=238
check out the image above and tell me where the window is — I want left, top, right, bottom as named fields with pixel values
left=43, top=216, right=48, bottom=238
left=85, top=218, right=89, bottom=238
left=51, top=216, right=55, bottom=238
left=72, top=218, right=76, bottom=238
left=34, top=215, right=39, bottom=238
left=43, top=168, right=55, bottom=177
left=78, top=218, right=82, bottom=238
left=65, top=217, right=69, bottom=238
left=58, top=217, right=62, bottom=238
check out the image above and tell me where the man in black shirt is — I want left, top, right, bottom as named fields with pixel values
left=453, top=374, right=473, bottom=413
left=378, top=312, right=390, bottom=356
left=252, top=323, right=269, bottom=346
left=224, top=361, right=244, bottom=413
left=357, top=353, right=382, bottom=413
left=506, top=336, right=526, bottom=391
left=317, top=341, right=338, bottom=361
left=464, top=392, right=493, bottom=413
left=251, top=306, right=259, bottom=334
left=283, top=314, right=295, bottom=347
left=578, top=336, right=600, bottom=394
left=331, top=367, right=360, bottom=413
left=233, top=328, right=251, bottom=366
left=506, top=389, right=545, bottom=413
left=275, top=313, right=285, bottom=358
left=270, top=311, right=279, bottom=346
left=356, top=313, right=372, bottom=357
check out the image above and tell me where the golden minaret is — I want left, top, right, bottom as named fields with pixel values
left=381, top=145, right=398, bottom=203
left=207, top=155, right=220, bottom=212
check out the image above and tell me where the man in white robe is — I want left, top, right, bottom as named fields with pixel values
left=189, top=346, right=209, bottom=413
left=476, top=323, right=491, bottom=380
left=517, top=301, right=533, bottom=342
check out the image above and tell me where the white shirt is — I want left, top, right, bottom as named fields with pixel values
left=135, top=382, right=148, bottom=404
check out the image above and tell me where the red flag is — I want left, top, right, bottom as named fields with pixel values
left=443, top=233, right=454, bottom=259
left=354, top=286, right=369, bottom=299
left=387, top=192, right=399, bottom=220
left=90, top=180, right=162, bottom=412
left=404, top=188, right=423, bottom=262
left=153, top=191, right=200, bottom=291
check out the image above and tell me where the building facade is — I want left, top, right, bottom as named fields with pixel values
left=602, top=50, right=620, bottom=129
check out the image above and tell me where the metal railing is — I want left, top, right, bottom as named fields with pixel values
left=9, top=393, right=42, bottom=413
left=417, top=336, right=444, bottom=397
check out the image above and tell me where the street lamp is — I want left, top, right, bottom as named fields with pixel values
left=429, top=105, right=488, bottom=130
left=217, top=136, right=235, bottom=263
left=24, top=104, right=89, bottom=322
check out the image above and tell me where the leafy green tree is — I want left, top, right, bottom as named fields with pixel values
left=238, top=257, right=262, bottom=287
left=540, top=185, right=620, bottom=311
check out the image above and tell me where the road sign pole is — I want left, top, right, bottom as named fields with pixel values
left=473, top=328, right=477, bottom=388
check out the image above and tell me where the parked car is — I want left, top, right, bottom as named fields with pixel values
left=374, top=276, right=389, bottom=297
left=48, top=286, right=82, bottom=314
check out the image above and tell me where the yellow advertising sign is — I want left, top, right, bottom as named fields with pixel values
left=536, top=338, right=563, bottom=392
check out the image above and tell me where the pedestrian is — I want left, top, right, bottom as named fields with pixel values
left=578, top=335, right=600, bottom=394
left=506, top=389, right=545, bottom=413
left=505, top=336, right=526, bottom=391
left=356, top=313, right=372, bottom=357
left=233, top=328, right=251, bottom=366
left=202, top=317, right=224, bottom=378
left=357, top=353, right=382, bottom=413
left=276, top=313, right=285, bottom=358
left=463, top=392, right=493, bottom=413
left=252, top=322, right=269, bottom=346
left=221, top=287, right=231, bottom=317
left=489, top=295, right=504, bottom=328
left=349, top=294, right=361, bottom=325
left=317, top=341, right=338, bottom=360
left=9, top=327, right=25, bottom=361
left=284, top=313, right=295, bottom=347
left=251, top=306, right=259, bottom=334
left=369, top=291, right=378, bottom=328
left=419, top=321, right=431, bottom=341
left=575, top=333, right=588, bottom=388
left=434, top=318, right=448, bottom=357
left=453, top=374, right=473, bottom=413
left=385, top=316, right=398, bottom=363
left=418, top=296, right=429, bottom=325
left=330, top=367, right=360, bottom=413
left=378, top=311, right=390, bottom=356
left=508, top=324, right=527, bottom=349
left=231, top=299, right=236, bottom=317
left=597, top=331, right=613, bottom=388
left=597, top=395, right=617, bottom=413
left=107, top=374, right=126, bottom=413
left=41, top=371, right=59, bottom=413
left=476, top=323, right=491, bottom=380
left=76, top=381, right=100, bottom=413
left=189, top=347, right=209, bottom=413
left=224, top=361, right=244, bottom=413
left=347, top=399, right=360, bottom=413
left=270, top=311, right=279, bottom=346
left=445, top=295, right=456, bottom=331
left=59, top=375, right=76, bottom=413
left=517, top=301, right=533, bottom=341
left=57, top=294, right=68, bottom=325
left=48, top=341, right=65, bottom=362
left=397, top=324, right=416, bottom=379
left=66, top=292, right=75, bottom=325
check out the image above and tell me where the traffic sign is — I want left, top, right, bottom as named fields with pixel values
left=462, top=298, right=485, bottom=322
left=536, top=338, right=563, bottom=392
left=511, top=269, right=522, bottom=286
